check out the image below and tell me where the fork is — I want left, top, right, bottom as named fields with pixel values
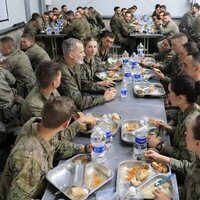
left=155, top=173, right=175, bottom=187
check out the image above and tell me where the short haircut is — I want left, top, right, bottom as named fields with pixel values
left=42, top=96, right=75, bottom=128
left=52, top=7, right=58, bottom=11
left=65, top=10, right=74, bottom=18
left=170, top=75, right=200, bottom=103
left=101, top=30, right=115, bottom=39
left=190, top=52, right=200, bottom=66
left=44, top=12, right=49, bottom=16
left=62, top=38, right=81, bottom=56
left=35, top=60, right=61, bottom=88
left=160, top=5, right=167, bottom=10
left=193, top=3, right=200, bottom=10
left=171, top=33, right=188, bottom=44
left=132, top=5, right=137, bottom=9
left=192, top=115, right=200, bottom=140
left=76, top=6, right=83, bottom=10
left=61, top=5, right=67, bottom=9
left=163, top=12, right=171, bottom=17
left=21, top=32, right=35, bottom=42
left=31, top=13, right=40, bottom=21
left=155, top=4, right=160, bottom=9
left=0, top=36, right=15, bottom=49
left=114, top=6, right=120, bottom=12
left=183, top=42, right=199, bottom=55
left=121, top=8, right=127, bottom=12
left=125, top=11, right=132, bottom=15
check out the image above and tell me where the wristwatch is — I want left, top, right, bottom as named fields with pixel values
left=156, top=142, right=163, bottom=151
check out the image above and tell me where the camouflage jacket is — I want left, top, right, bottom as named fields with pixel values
left=0, top=68, right=15, bottom=108
left=80, top=57, right=105, bottom=82
left=23, top=43, right=51, bottom=71
left=59, top=62, right=106, bottom=110
left=157, top=20, right=179, bottom=37
left=160, top=103, right=200, bottom=162
left=3, top=49, right=36, bottom=97
left=170, top=155, right=200, bottom=200
left=63, top=18, right=91, bottom=40
left=0, top=118, right=83, bottom=200
left=21, top=86, right=80, bottom=141
left=23, top=20, right=41, bottom=35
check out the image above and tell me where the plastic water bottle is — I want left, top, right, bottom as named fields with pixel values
left=90, top=126, right=106, bottom=163
left=53, top=25, right=59, bottom=35
left=99, top=114, right=113, bottom=148
left=121, top=79, right=128, bottom=99
left=124, top=62, right=132, bottom=84
left=133, top=126, right=148, bottom=160
left=129, top=52, right=138, bottom=67
left=122, top=50, right=129, bottom=64
left=133, top=64, right=141, bottom=83
left=137, top=43, right=145, bottom=57
left=46, top=26, right=52, bottom=35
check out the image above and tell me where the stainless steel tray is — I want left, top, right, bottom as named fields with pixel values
left=95, top=71, right=123, bottom=82
left=116, top=160, right=155, bottom=199
left=46, top=155, right=113, bottom=200
left=141, top=68, right=155, bottom=80
left=139, top=174, right=174, bottom=199
left=121, top=119, right=145, bottom=144
left=80, top=113, right=121, bottom=136
left=133, top=82, right=166, bottom=97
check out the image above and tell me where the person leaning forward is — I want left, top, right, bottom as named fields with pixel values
left=59, top=38, right=117, bottom=110
left=0, top=96, right=92, bottom=200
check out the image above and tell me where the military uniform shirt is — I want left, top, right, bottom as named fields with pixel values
left=60, top=62, right=105, bottom=110
left=23, top=43, right=51, bottom=71
left=21, top=86, right=80, bottom=141
left=0, top=118, right=83, bottom=199
left=160, top=103, right=200, bottom=162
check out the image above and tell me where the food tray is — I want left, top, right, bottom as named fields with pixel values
left=95, top=71, right=124, bottom=82
left=116, top=160, right=155, bottom=199
left=80, top=113, right=121, bottom=136
left=133, top=82, right=166, bottom=97
left=121, top=119, right=145, bottom=144
left=141, top=68, right=155, bottom=80
left=116, top=161, right=172, bottom=199
left=140, top=174, right=174, bottom=199
left=47, top=155, right=113, bottom=200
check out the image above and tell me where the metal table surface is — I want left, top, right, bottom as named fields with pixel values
left=130, top=33, right=163, bottom=54
left=42, top=83, right=179, bottom=200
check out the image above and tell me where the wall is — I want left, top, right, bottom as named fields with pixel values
left=0, top=0, right=26, bottom=30
left=49, top=0, right=191, bottom=17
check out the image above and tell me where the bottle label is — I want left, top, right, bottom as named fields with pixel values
left=134, top=74, right=141, bottom=79
left=106, top=131, right=112, bottom=139
left=93, top=146, right=106, bottom=153
left=137, top=49, right=144, bottom=55
left=135, top=136, right=147, bottom=150
left=124, top=72, right=131, bottom=78
left=121, top=89, right=128, bottom=96
left=131, top=61, right=138, bottom=67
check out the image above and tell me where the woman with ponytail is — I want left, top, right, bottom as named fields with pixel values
left=148, top=75, right=200, bottom=163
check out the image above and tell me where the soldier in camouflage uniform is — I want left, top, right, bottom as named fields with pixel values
left=63, top=11, right=91, bottom=41
left=111, top=11, right=136, bottom=54
left=156, top=12, right=179, bottom=38
left=38, top=12, right=50, bottom=31
left=145, top=114, right=200, bottom=200
left=23, top=13, right=41, bottom=35
left=81, top=36, right=114, bottom=87
left=0, top=36, right=36, bottom=98
left=21, top=60, right=95, bottom=141
left=110, top=6, right=122, bottom=36
left=0, top=96, right=92, bottom=199
left=96, top=31, right=122, bottom=69
left=20, top=33, right=51, bottom=71
left=179, top=3, right=200, bottom=43
left=59, top=38, right=117, bottom=110
left=148, top=75, right=200, bottom=164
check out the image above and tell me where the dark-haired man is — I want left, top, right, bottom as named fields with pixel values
left=0, top=36, right=36, bottom=98
left=0, top=96, right=91, bottom=199
left=21, top=60, right=95, bottom=140
left=23, top=13, right=41, bottom=35
left=20, top=33, right=51, bottom=70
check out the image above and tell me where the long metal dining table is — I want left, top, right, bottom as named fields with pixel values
left=42, top=82, right=179, bottom=200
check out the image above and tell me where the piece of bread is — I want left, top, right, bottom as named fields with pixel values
left=71, top=187, right=86, bottom=198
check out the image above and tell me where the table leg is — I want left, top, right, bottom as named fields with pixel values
left=147, top=38, right=149, bottom=54
left=53, top=37, right=58, bottom=61
left=51, top=37, right=56, bottom=61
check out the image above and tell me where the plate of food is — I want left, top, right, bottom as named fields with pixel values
left=151, top=161, right=170, bottom=174
left=133, top=82, right=166, bottom=97
left=121, top=119, right=145, bottom=144
left=95, top=71, right=124, bottom=82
